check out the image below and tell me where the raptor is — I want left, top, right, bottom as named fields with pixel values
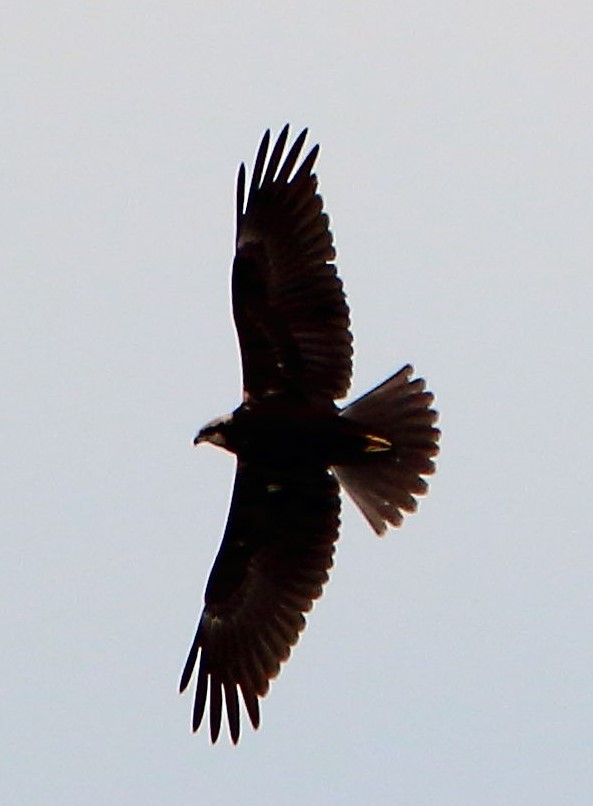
left=180, top=126, right=440, bottom=744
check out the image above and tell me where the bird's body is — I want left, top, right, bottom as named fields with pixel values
left=180, top=126, right=440, bottom=744
left=197, top=398, right=392, bottom=466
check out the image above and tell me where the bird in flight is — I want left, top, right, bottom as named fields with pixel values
left=180, top=125, right=440, bottom=744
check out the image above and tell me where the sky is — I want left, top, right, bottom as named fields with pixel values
left=3, top=2, right=593, bottom=804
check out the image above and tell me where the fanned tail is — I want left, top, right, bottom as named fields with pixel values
left=333, top=365, right=440, bottom=535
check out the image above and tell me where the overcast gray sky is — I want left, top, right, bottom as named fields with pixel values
left=3, top=3, right=593, bottom=804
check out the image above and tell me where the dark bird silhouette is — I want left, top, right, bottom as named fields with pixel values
left=180, top=126, right=440, bottom=744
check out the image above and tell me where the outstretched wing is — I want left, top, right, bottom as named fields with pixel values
left=179, top=460, right=341, bottom=744
left=232, top=125, right=353, bottom=405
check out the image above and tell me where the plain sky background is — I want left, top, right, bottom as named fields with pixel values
left=3, top=3, right=593, bottom=804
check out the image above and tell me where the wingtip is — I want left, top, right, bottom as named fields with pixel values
left=179, top=660, right=193, bottom=694
left=236, top=162, right=246, bottom=236
left=179, top=623, right=202, bottom=693
left=293, top=126, right=309, bottom=151
left=246, top=129, right=272, bottom=206
left=284, top=124, right=311, bottom=150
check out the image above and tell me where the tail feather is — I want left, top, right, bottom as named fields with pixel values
left=333, top=365, right=439, bottom=535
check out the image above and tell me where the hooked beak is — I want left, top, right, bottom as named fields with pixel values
left=193, top=431, right=205, bottom=446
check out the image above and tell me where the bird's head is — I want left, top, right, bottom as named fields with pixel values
left=194, top=413, right=234, bottom=451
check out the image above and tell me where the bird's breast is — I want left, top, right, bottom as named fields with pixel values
left=229, top=406, right=374, bottom=467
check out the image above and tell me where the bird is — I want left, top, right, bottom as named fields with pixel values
left=179, top=125, right=440, bottom=744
